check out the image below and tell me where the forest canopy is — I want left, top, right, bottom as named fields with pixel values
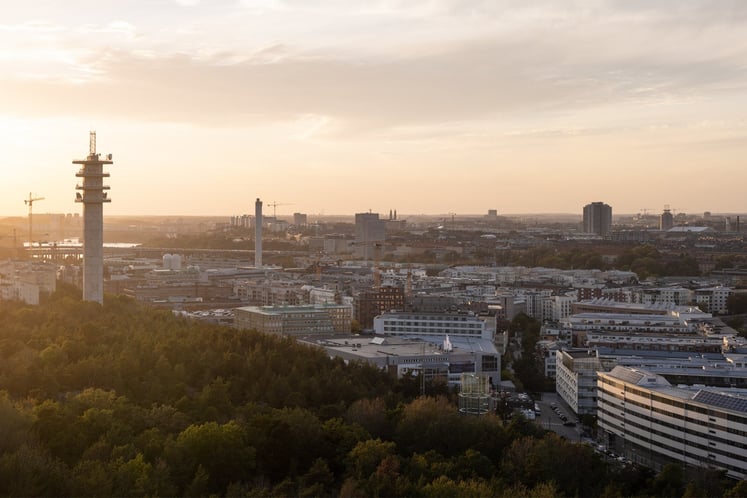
left=0, top=285, right=743, bottom=497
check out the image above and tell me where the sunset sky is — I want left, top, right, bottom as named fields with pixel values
left=1, top=0, right=746, bottom=217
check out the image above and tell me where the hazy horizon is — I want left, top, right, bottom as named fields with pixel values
left=3, top=210, right=746, bottom=223
left=2, top=1, right=746, bottom=217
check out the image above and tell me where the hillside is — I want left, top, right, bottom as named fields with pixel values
left=0, top=285, right=742, bottom=497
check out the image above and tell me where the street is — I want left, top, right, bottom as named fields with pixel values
left=533, top=392, right=587, bottom=442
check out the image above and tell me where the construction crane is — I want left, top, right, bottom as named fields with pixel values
left=267, top=201, right=293, bottom=218
left=24, top=192, right=44, bottom=254
left=350, top=240, right=383, bottom=287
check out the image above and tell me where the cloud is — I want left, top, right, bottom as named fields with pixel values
left=1, top=0, right=745, bottom=140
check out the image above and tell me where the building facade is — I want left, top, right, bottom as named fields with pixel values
left=0, top=261, right=57, bottom=305
left=234, top=304, right=352, bottom=336
left=555, top=349, right=606, bottom=415
left=583, top=202, right=612, bottom=236
left=373, top=311, right=493, bottom=340
left=302, top=334, right=500, bottom=388
left=598, top=366, right=747, bottom=479
left=354, top=285, right=405, bottom=329
left=354, top=212, right=386, bottom=259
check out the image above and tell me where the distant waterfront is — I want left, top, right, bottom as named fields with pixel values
left=24, top=239, right=141, bottom=249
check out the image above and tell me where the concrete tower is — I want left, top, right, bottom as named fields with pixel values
left=74, top=132, right=112, bottom=304
left=255, top=198, right=263, bottom=268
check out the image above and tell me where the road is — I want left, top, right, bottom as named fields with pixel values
left=533, top=392, right=586, bottom=442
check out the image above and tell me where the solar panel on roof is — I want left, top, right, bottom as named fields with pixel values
left=610, top=366, right=646, bottom=384
left=693, top=390, right=747, bottom=414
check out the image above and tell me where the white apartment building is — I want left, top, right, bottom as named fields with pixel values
left=518, top=289, right=553, bottom=321
left=537, top=340, right=561, bottom=378
left=634, top=287, right=693, bottom=306
left=598, top=366, right=747, bottom=479
left=555, top=349, right=606, bottom=415
left=543, top=294, right=577, bottom=322
left=307, top=286, right=337, bottom=305
left=0, top=261, right=57, bottom=305
left=695, top=287, right=732, bottom=315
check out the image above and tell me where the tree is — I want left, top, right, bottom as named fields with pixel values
left=650, top=463, right=684, bottom=498
left=174, top=421, right=255, bottom=494
left=395, top=396, right=464, bottom=456
left=0, top=444, right=71, bottom=497
left=727, top=293, right=747, bottom=315
left=724, top=480, right=747, bottom=498
left=345, top=397, right=390, bottom=439
left=299, top=458, right=335, bottom=497
left=347, top=439, right=397, bottom=481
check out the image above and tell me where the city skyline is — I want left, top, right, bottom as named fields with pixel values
left=1, top=1, right=746, bottom=217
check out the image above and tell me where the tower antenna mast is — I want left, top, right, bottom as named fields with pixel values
left=74, top=131, right=113, bottom=303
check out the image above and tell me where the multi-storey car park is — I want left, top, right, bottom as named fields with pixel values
left=598, top=366, right=747, bottom=479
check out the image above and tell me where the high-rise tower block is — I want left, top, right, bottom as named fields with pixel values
left=74, top=131, right=113, bottom=304
left=255, top=198, right=263, bottom=268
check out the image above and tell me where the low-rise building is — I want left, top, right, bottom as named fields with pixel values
left=301, top=334, right=500, bottom=388
left=0, top=260, right=57, bottom=305
left=373, top=310, right=493, bottom=340
left=234, top=304, right=352, bottom=336
left=566, top=310, right=709, bottom=347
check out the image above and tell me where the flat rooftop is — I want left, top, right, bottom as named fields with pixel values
left=299, top=334, right=498, bottom=361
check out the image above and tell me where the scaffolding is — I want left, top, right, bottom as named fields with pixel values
left=458, top=372, right=495, bottom=416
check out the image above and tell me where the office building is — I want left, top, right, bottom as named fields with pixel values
left=354, top=285, right=405, bottom=329
left=234, top=304, right=352, bottom=337
left=293, top=212, right=308, bottom=226
left=255, top=198, right=263, bottom=267
left=583, top=202, right=612, bottom=236
left=354, top=212, right=386, bottom=259
left=373, top=310, right=493, bottom=340
left=555, top=349, right=606, bottom=415
left=660, top=207, right=674, bottom=231
left=300, top=334, right=500, bottom=388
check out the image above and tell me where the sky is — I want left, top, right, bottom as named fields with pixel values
left=1, top=0, right=746, bottom=217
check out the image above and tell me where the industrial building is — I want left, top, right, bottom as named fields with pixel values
left=598, top=366, right=747, bottom=479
